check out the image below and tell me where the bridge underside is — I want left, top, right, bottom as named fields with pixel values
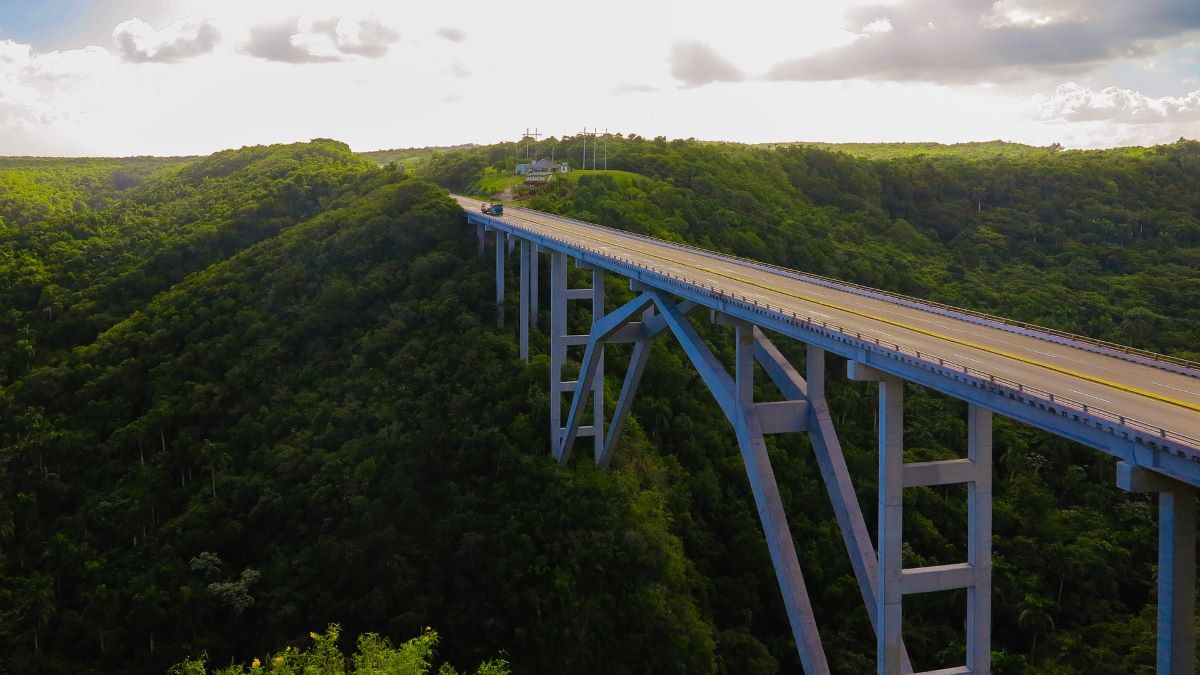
left=474, top=219, right=1196, bottom=675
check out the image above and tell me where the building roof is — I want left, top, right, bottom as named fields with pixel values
left=529, top=158, right=564, bottom=170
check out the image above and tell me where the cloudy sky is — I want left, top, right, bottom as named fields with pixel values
left=0, top=0, right=1198, bottom=156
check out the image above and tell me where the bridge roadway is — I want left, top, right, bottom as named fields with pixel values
left=455, top=195, right=1200, bottom=466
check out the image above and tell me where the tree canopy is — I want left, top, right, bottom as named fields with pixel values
left=0, top=136, right=1195, bottom=673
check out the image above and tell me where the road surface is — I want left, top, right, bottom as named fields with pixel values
left=457, top=196, right=1200, bottom=448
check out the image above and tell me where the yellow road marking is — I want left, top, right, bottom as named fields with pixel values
left=482, top=201, right=1200, bottom=415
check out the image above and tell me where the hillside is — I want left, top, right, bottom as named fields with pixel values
left=773, top=140, right=1059, bottom=160
left=2, top=137, right=1197, bottom=674
left=359, top=145, right=482, bottom=169
left=0, top=142, right=716, bottom=674
left=416, top=134, right=1200, bottom=360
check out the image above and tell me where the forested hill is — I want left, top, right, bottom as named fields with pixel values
left=418, top=135, right=1200, bottom=360
left=0, top=137, right=1196, bottom=674
left=0, top=141, right=716, bottom=674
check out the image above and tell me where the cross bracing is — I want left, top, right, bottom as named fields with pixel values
left=463, top=195, right=1198, bottom=675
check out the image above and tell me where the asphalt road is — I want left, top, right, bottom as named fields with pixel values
left=457, top=196, right=1200, bottom=447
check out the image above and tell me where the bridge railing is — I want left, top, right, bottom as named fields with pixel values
left=502, top=205, right=1200, bottom=378
left=474, top=210, right=1200, bottom=456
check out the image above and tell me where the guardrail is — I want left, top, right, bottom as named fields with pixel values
left=498, top=203, right=1200, bottom=379
left=470, top=208, right=1200, bottom=455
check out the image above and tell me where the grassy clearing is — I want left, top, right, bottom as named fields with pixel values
left=554, top=169, right=643, bottom=187
left=475, top=172, right=524, bottom=196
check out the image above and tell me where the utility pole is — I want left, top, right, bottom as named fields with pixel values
left=523, top=127, right=541, bottom=161
left=603, top=128, right=608, bottom=170
left=579, top=128, right=601, bottom=170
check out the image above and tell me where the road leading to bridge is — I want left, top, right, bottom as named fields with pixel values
left=456, top=195, right=1200, bottom=449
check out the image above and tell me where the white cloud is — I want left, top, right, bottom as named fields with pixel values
left=113, top=17, right=220, bottom=63
left=612, top=83, right=659, bottom=94
left=768, top=0, right=1200, bottom=83
left=242, top=17, right=338, bottom=63
left=861, top=17, right=894, bottom=34
left=1031, top=82, right=1200, bottom=122
left=0, top=1, right=1195, bottom=157
left=241, top=15, right=399, bottom=63
left=668, top=41, right=745, bottom=88
left=0, top=40, right=32, bottom=64
left=980, top=0, right=1087, bottom=29
left=435, top=27, right=466, bottom=43
left=328, top=16, right=399, bottom=58
left=0, top=40, right=120, bottom=153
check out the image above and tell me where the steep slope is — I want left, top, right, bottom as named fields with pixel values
left=410, top=135, right=1200, bottom=359
left=0, top=141, right=375, bottom=384
left=2, top=136, right=1193, bottom=674
left=0, top=158, right=714, bottom=674
left=414, top=137, right=1195, bottom=672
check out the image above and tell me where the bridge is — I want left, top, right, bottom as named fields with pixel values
left=457, top=194, right=1200, bottom=675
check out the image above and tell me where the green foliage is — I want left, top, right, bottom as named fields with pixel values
left=784, top=140, right=1061, bottom=160
left=173, top=624, right=508, bottom=675
left=0, top=141, right=715, bottom=674
left=415, top=134, right=1198, bottom=672
left=420, top=133, right=1200, bottom=359
left=0, top=136, right=1195, bottom=675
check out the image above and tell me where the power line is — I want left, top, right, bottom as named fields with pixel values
left=579, top=128, right=597, bottom=170
left=522, top=128, right=541, bottom=161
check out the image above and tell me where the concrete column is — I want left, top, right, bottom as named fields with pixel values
left=842, top=360, right=916, bottom=674
left=806, top=345, right=824, bottom=401
left=507, top=231, right=515, bottom=255
left=530, top=244, right=539, bottom=323
left=1116, top=462, right=1198, bottom=675
left=476, top=222, right=484, bottom=256
left=877, top=375, right=904, bottom=675
left=549, top=252, right=567, bottom=451
left=968, top=405, right=993, bottom=675
left=736, top=323, right=754, bottom=407
left=519, top=240, right=530, bottom=361
left=1159, top=488, right=1196, bottom=675
left=591, top=268, right=605, bottom=456
left=494, top=231, right=505, bottom=327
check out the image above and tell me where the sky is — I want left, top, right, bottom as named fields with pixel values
left=0, top=0, right=1197, bottom=156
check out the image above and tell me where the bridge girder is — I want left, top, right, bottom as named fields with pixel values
left=474, top=211, right=1198, bottom=675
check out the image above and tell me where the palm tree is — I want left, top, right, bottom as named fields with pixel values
left=972, top=186, right=987, bottom=213
left=1018, top=594, right=1056, bottom=661
left=199, top=440, right=230, bottom=499
left=1119, top=307, right=1157, bottom=348
left=25, top=574, right=55, bottom=652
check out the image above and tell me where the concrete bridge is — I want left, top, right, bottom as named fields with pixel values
left=458, top=195, right=1200, bottom=675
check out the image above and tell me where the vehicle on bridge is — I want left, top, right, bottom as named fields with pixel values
left=480, top=202, right=504, bottom=216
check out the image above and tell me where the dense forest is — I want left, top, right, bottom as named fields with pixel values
left=0, top=136, right=1196, bottom=673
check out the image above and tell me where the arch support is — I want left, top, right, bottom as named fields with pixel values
left=559, top=292, right=831, bottom=673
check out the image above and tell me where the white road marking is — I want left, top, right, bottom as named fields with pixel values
left=479, top=205, right=1191, bottom=422
left=1066, top=387, right=1111, bottom=403
left=1150, top=381, right=1200, bottom=397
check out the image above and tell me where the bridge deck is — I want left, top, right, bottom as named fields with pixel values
left=456, top=196, right=1200, bottom=459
